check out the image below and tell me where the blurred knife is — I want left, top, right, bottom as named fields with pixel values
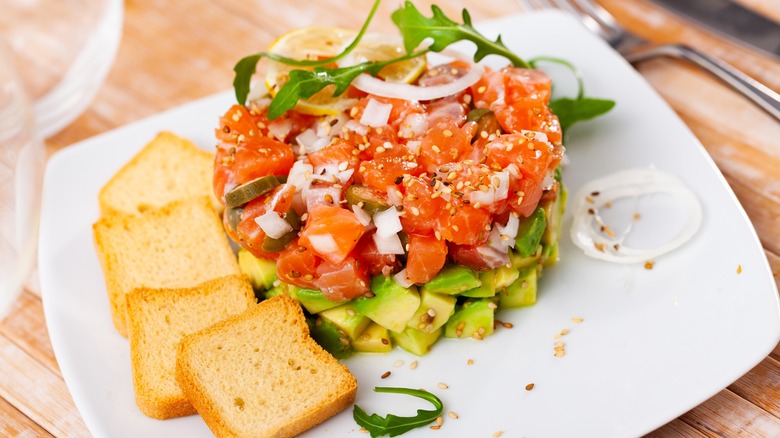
left=652, top=0, right=780, bottom=59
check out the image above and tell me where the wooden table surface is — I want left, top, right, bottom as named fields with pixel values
left=2, top=0, right=778, bottom=436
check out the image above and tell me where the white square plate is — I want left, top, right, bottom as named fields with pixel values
left=39, top=11, right=779, bottom=437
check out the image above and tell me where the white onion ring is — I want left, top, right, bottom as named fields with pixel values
left=352, top=62, right=485, bottom=101
left=570, top=166, right=702, bottom=264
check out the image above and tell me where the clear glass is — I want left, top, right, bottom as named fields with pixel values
left=0, top=0, right=123, bottom=318
left=0, top=41, right=44, bottom=318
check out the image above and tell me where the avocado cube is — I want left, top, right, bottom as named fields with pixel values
left=308, top=316, right=353, bottom=360
left=499, top=267, right=537, bottom=308
left=495, top=265, right=520, bottom=289
left=353, top=323, right=393, bottom=353
left=461, top=270, right=497, bottom=298
left=421, top=264, right=481, bottom=295
left=514, top=208, right=547, bottom=258
left=406, top=290, right=456, bottom=333
left=391, top=326, right=443, bottom=356
left=295, top=287, right=343, bottom=314
left=238, top=249, right=277, bottom=291
left=509, top=246, right=541, bottom=270
left=444, top=299, right=495, bottom=339
left=355, top=275, right=420, bottom=333
left=541, top=184, right=567, bottom=247
left=263, top=281, right=289, bottom=300
left=319, top=302, right=371, bottom=340
left=542, top=243, right=559, bottom=267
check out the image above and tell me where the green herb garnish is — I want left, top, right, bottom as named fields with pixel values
left=392, top=1, right=529, bottom=68
left=353, top=387, right=443, bottom=437
left=267, top=50, right=426, bottom=120
left=530, top=56, right=615, bottom=134
left=232, top=0, right=382, bottom=105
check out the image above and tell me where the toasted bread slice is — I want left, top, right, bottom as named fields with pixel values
left=126, top=275, right=256, bottom=419
left=175, top=295, right=357, bottom=438
left=98, top=132, right=219, bottom=217
left=93, top=197, right=240, bottom=336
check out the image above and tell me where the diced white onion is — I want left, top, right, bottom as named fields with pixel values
left=373, top=206, right=402, bottom=238
left=469, top=188, right=497, bottom=206
left=352, top=63, right=485, bottom=101
left=254, top=211, right=293, bottom=239
left=398, top=113, right=428, bottom=139
left=287, top=161, right=313, bottom=193
left=475, top=244, right=510, bottom=269
left=351, top=205, right=372, bottom=226
left=295, top=129, right=330, bottom=154
left=394, top=268, right=415, bottom=288
left=305, top=185, right=342, bottom=210
left=336, top=168, right=355, bottom=185
left=308, top=234, right=340, bottom=255
left=312, top=163, right=341, bottom=183
left=494, top=171, right=510, bottom=201
left=570, top=166, right=702, bottom=264
left=541, top=169, right=556, bottom=191
left=506, top=163, right=520, bottom=178
left=497, top=214, right=520, bottom=248
left=487, top=226, right=510, bottom=253
left=344, top=120, right=368, bottom=136
left=386, top=186, right=403, bottom=206
left=316, top=113, right=348, bottom=138
left=373, top=232, right=405, bottom=255
left=360, top=98, right=393, bottom=127
left=267, top=118, right=292, bottom=140
left=406, top=140, right=422, bottom=155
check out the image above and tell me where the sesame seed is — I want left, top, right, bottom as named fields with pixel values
left=338, top=161, right=348, bottom=171
left=487, top=302, right=498, bottom=309
left=410, top=360, right=418, bottom=369
left=634, top=213, right=641, bottom=220
left=448, top=411, right=459, bottom=419
left=585, top=196, right=595, bottom=203
left=429, top=425, right=441, bottom=430
left=554, top=351, right=566, bottom=357
left=644, top=260, right=655, bottom=270
left=502, top=322, right=513, bottom=328
left=493, top=431, right=504, bottom=438
left=360, top=427, right=368, bottom=433
left=437, top=382, right=449, bottom=389
left=350, top=107, right=358, bottom=117
left=443, top=129, right=453, bottom=137
left=381, top=371, right=391, bottom=379
left=737, top=264, right=742, bottom=274
left=376, top=146, right=386, bottom=154
left=411, top=206, right=420, bottom=216
left=477, top=86, right=487, bottom=93
left=381, top=338, right=389, bottom=345
left=525, top=383, right=535, bottom=391
left=427, top=308, right=436, bottom=317
left=467, top=359, right=474, bottom=365
left=436, top=416, right=443, bottom=426
left=572, top=317, right=584, bottom=323
left=560, top=328, right=570, bottom=336
left=393, top=360, right=404, bottom=368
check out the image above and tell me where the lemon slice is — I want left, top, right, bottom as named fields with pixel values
left=339, top=33, right=427, bottom=84
left=264, top=27, right=427, bottom=116
left=265, top=26, right=357, bottom=116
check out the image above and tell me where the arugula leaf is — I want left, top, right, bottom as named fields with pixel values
left=267, top=51, right=426, bottom=119
left=530, top=56, right=615, bottom=133
left=232, top=0, right=382, bottom=104
left=353, top=387, right=443, bottom=437
left=550, top=98, right=616, bottom=132
left=391, top=1, right=529, bottom=68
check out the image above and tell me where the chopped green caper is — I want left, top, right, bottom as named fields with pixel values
left=225, top=175, right=280, bottom=208
left=345, top=185, right=390, bottom=216
left=466, top=108, right=502, bottom=142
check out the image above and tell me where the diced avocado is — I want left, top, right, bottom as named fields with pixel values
left=238, top=249, right=277, bottom=291
left=509, top=245, right=542, bottom=270
left=391, top=326, right=443, bottom=356
left=498, top=267, right=537, bottom=308
left=308, top=316, right=353, bottom=360
left=318, top=302, right=371, bottom=340
left=495, top=265, right=520, bottom=289
left=444, top=300, right=495, bottom=339
left=542, top=242, right=559, bottom=267
left=421, top=264, right=481, bottom=296
left=354, top=275, right=420, bottom=333
left=406, top=290, right=456, bottom=333
left=295, top=287, right=343, bottom=314
left=263, top=283, right=286, bottom=299
left=353, top=323, right=393, bottom=353
left=541, top=183, right=567, bottom=247
left=515, top=207, right=547, bottom=257
left=461, top=270, right=497, bottom=298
